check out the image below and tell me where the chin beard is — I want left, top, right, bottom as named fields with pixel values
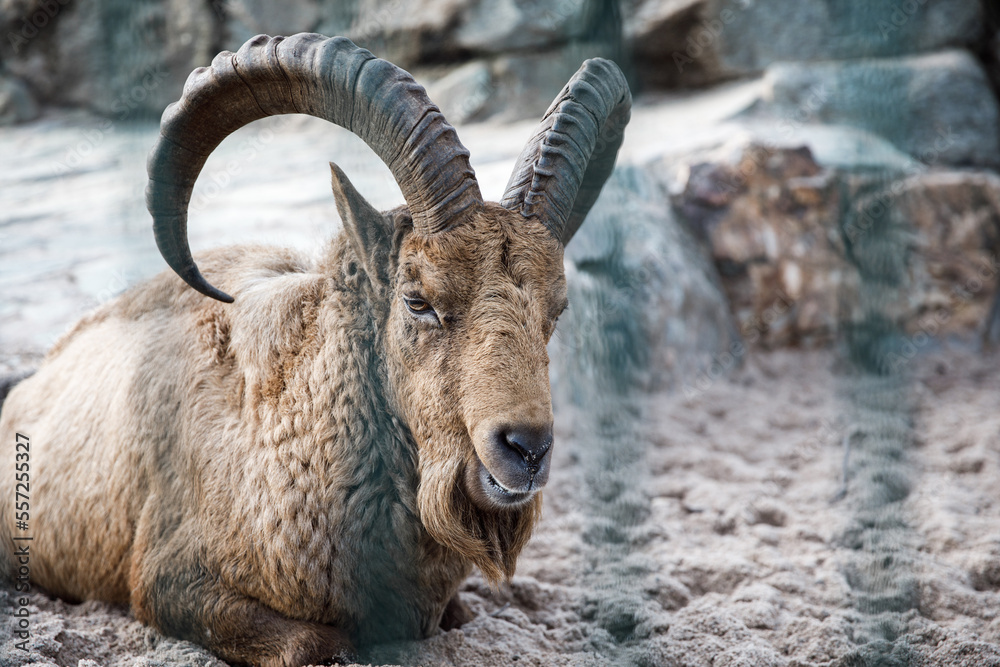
left=418, top=458, right=542, bottom=585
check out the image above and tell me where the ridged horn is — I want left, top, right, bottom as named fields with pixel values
left=147, top=33, right=483, bottom=302
left=501, top=58, right=631, bottom=245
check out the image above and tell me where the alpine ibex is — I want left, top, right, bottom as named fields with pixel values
left=0, top=33, right=630, bottom=666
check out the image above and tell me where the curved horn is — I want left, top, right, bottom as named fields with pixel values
left=147, top=33, right=483, bottom=302
left=501, top=58, right=630, bottom=245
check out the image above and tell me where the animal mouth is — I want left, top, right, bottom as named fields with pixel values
left=478, top=461, right=536, bottom=507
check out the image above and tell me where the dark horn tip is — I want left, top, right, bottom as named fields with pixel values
left=181, top=267, right=235, bottom=303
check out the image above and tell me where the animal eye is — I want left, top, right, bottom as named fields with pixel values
left=404, top=296, right=435, bottom=315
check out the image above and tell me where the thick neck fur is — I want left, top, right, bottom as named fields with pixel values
left=183, top=238, right=467, bottom=644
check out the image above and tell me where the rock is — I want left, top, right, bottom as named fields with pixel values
left=337, top=0, right=471, bottom=67
left=885, top=171, right=1000, bottom=338
left=626, top=0, right=716, bottom=88
left=343, top=0, right=621, bottom=122
left=967, top=553, right=1000, bottom=592
left=0, top=0, right=622, bottom=122
left=0, top=0, right=216, bottom=118
left=745, top=498, right=789, bottom=528
left=743, top=123, right=920, bottom=173
left=485, top=41, right=616, bottom=121
left=927, top=641, right=1000, bottom=667
left=551, top=164, right=739, bottom=394
left=670, top=137, right=1000, bottom=346
left=671, top=142, right=850, bottom=347
left=223, top=0, right=322, bottom=52
left=453, top=0, right=596, bottom=54
left=760, top=50, right=1000, bottom=168
left=335, top=0, right=616, bottom=68
left=645, top=574, right=693, bottom=611
left=624, top=0, right=984, bottom=88
left=422, top=38, right=621, bottom=123
left=713, top=0, right=982, bottom=74
left=424, top=60, right=493, bottom=124
left=0, top=72, right=38, bottom=125
left=713, top=643, right=787, bottom=667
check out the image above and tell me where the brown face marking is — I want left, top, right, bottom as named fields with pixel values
left=382, top=202, right=567, bottom=581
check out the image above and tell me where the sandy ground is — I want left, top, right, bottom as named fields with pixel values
left=3, top=344, right=1000, bottom=666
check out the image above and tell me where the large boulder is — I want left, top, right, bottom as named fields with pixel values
left=424, top=37, right=619, bottom=123
left=847, top=171, right=1000, bottom=341
left=319, top=0, right=619, bottom=86
left=551, top=164, right=739, bottom=395
left=625, top=0, right=984, bottom=88
left=0, top=0, right=215, bottom=118
left=758, top=50, right=1000, bottom=168
left=670, top=142, right=850, bottom=347
left=668, top=138, right=1000, bottom=346
left=625, top=0, right=714, bottom=87
left=451, top=0, right=598, bottom=55
left=317, top=0, right=598, bottom=69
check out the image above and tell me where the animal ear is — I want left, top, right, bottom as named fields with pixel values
left=329, top=162, right=394, bottom=286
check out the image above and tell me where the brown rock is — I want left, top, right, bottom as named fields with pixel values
left=673, top=143, right=848, bottom=347
left=672, top=139, right=1000, bottom=347
left=844, top=171, right=1000, bottom=340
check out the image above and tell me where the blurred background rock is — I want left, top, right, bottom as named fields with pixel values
left=2, top=0, right=1000, bottom=375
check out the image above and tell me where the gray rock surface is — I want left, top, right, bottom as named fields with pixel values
left=625, top=0, right=985, bottom=88
left=453, top=0, right=596, bottom=54
left=327, top=0, right=614, bottom=68
left=223, top=0, right=322, bottom=52
left=423, top=38, right=621, bottom=123
left=0, top=0, right=216, bottom=118
left=625, top=0, right=713, bottom=87
left=0, top=72, right=37, bottom=125
left=710, top=0, right=983, bottom=74
left=759, top=50, right=1000, bottom=168
left=553, top=165, right=739, bottom=393
left=335, top=0, right=471, bottom=67
left=485, top=40, right=618, bottom=121
left=424, top=60, right=493, bottom=124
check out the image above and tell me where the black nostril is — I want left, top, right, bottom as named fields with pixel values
left=502, top=426, right=553, bottom=473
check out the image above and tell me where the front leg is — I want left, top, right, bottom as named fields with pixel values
left=130, top=545, right=353, bottom=666
left=439, top=593, right=474, bottom=631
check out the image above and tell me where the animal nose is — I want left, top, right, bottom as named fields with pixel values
left=499, top=425, right=553, bottom=475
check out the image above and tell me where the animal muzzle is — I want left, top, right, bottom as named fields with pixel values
left=475, top=424, right=553, bottom=507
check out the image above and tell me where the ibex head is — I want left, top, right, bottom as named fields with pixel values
left=146, top=33, right=630, bottom=583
